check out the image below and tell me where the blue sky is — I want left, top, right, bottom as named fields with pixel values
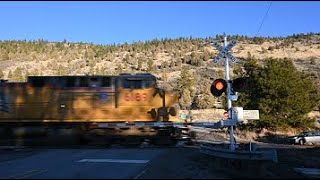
left=0, top=1, right=319, bottom=45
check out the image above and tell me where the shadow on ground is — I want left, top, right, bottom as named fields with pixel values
left=254, top=132, right=292, bottom=144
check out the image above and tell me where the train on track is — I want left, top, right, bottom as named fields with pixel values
left=0, top=73, right=187, bottom=145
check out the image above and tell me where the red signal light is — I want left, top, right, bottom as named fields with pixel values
left=210, top=79, right=227, bottom=97
left=215, top=81, right=224, bottom=91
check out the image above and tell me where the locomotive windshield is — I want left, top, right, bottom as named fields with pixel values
left=30, top=78, right=46, bottom=87
left=27, top=76, right=114, bottom=88
left=122, top=79, right=143, bottom=89
left=119, top=74, right=156, bottom=89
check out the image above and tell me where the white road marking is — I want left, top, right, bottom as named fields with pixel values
left=16, top=169, right=48, bottom=179
left=77, top=159, right=149, bottom=164
left=2, top=169, right=47, bottom=179
left=133, top=168, right=149, bottom=179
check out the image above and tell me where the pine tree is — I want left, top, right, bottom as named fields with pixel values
left=116, top=63, right=124, bottom=75
left=0, top=70, right=4, bottom=79
left=194, top=78, right=216, bottom=109
left=147, top=58, right=155, bottom=72
left=33, top=69, right=39, bottom=76
left=175, top=65, right=195, bottom=109
left=1, top=52, right=9, bottom=61
left=137, top=57, right=143, bottom=70
left=7, top=70, right=13, bottom=81
left=162, top=63, right=167, bottom=83
left=216, top=34, right=222, bottom=42
left=235, top=58, right=320, bottom=130
left=202, top=50, right=210, bottom=61
left=24, top=70, right=29, bottom=81
left=13, top=67, right=23, bottom=82
left=179, top=89, right=192, bottom=110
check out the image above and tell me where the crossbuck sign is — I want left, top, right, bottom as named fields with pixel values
left=212, top=39, right=237, bottom=63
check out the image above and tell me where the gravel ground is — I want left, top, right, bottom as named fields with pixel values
left=135, top=147, right=230, bottom=179
left=190, top=129, right=320, bottom=179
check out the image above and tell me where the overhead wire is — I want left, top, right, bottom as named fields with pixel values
left=256, top=2, right=273, bottom=36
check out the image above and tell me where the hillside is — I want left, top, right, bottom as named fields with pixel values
left=1, top=33, right=320, bottom=79
left=1, top=33, right=320, bottom=121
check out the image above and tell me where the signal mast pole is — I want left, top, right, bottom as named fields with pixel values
left=223, top=34, right=235, bottom=151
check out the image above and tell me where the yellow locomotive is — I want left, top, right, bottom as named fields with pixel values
left=0, top=73, right=184, bottom=145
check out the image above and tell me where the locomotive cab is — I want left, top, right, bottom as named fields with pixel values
left=118, top=73, right=157, bottom=89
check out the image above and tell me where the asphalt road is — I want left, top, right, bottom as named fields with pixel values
left=5, top=127, right=318, bottom=179
left=0, top=146, right=231, bottom=179
left=0, top=148, right=165, bottom=179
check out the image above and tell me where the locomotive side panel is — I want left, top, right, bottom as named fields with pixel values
left=55, top=91, right=116, bottom=121
left=117, top=88, right=157, bottom=121
left=0, top=74, right=181, bottom=123
left=0, top=84, right=54, bottom=121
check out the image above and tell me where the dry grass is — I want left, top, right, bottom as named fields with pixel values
left=180, top=108, right=225, bottom=122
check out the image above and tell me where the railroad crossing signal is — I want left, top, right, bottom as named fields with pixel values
left=232, top=77, right=247, bottom=93
left=212, top=39, right=237, bottom=63
left=210, top=79, right=227, bottom=97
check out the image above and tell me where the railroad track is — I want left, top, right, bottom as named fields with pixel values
left=0, top=135, right=191, bottom=150
left=0, top=126, right=235, bottom=151
left=0, top=126, right=224, bottom=150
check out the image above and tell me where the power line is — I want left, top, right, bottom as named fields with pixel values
left=256, top=2, right=273, bottom=36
